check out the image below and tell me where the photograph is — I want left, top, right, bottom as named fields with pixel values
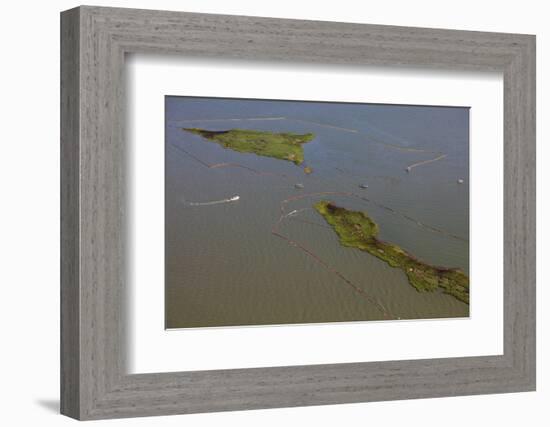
left=165, top=96, right=470, bottom=328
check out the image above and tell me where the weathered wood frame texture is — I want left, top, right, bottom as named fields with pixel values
left=60, top=5, right=536, bottom=420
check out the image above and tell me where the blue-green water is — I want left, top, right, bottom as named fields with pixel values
left=165, top=96, right=469, bottom=328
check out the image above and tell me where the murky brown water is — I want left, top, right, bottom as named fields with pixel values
left=165, top=97, right=470, bottom=328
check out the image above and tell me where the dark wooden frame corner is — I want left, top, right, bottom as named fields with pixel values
left=61, top=5, right=536, bottom=420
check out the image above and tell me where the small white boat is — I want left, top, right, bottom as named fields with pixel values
left=229, top=196, right=240, bottom=201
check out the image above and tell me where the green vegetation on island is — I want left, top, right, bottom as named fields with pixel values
left=183, top=128, right=315, bottom=169
left=314, top=201, right=469, bottom=304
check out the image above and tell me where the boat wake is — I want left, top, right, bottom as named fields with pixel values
left=184, top=195, right=240, bottom=206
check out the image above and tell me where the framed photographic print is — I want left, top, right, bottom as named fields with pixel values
left=61, top=6, right=536, bottom=420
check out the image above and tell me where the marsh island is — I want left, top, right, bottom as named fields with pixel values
left=315, top=201, right=469, bottom=304
left=183, top=128, right=315, bottom=170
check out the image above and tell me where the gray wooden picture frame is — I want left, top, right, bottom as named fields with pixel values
left=60, top=5, right=536, bottom=420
